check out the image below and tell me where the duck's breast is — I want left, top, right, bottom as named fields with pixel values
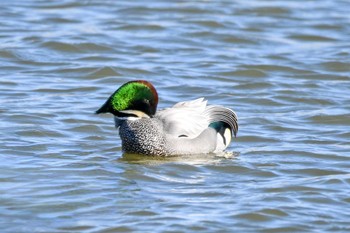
left=119, top=118, right=166, bottom=156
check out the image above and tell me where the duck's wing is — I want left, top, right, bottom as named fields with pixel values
left=155, top=98, right=238, bottom=140
left=155, top=98, right=210, bottom=138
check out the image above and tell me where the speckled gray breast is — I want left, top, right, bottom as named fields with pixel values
left=118, top=118, right=167, bottom=156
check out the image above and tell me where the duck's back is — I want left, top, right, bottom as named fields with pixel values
left=156, top=98, right=238, bottom=155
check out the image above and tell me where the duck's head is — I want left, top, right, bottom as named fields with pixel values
left=96, top=80, right=158, bottom=118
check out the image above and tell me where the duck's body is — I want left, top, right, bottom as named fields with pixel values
left=96, top=80, right=238, bottom=156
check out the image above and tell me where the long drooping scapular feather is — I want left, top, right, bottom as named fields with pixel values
left=205, top=105, right=238, bottom=137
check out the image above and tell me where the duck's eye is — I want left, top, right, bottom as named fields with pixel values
left=178, top=135, right=188, bottom=138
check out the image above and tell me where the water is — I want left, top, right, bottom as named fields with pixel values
left=1, top=0, right=350, bottom=232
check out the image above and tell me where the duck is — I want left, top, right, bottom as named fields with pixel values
left=96, top=80, right=238, bottom=156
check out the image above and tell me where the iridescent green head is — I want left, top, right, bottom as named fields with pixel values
left=96, top=80, right=158, bottom=117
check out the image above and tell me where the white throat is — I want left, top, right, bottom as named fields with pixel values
left=119, top=110, right=150, bottom=120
